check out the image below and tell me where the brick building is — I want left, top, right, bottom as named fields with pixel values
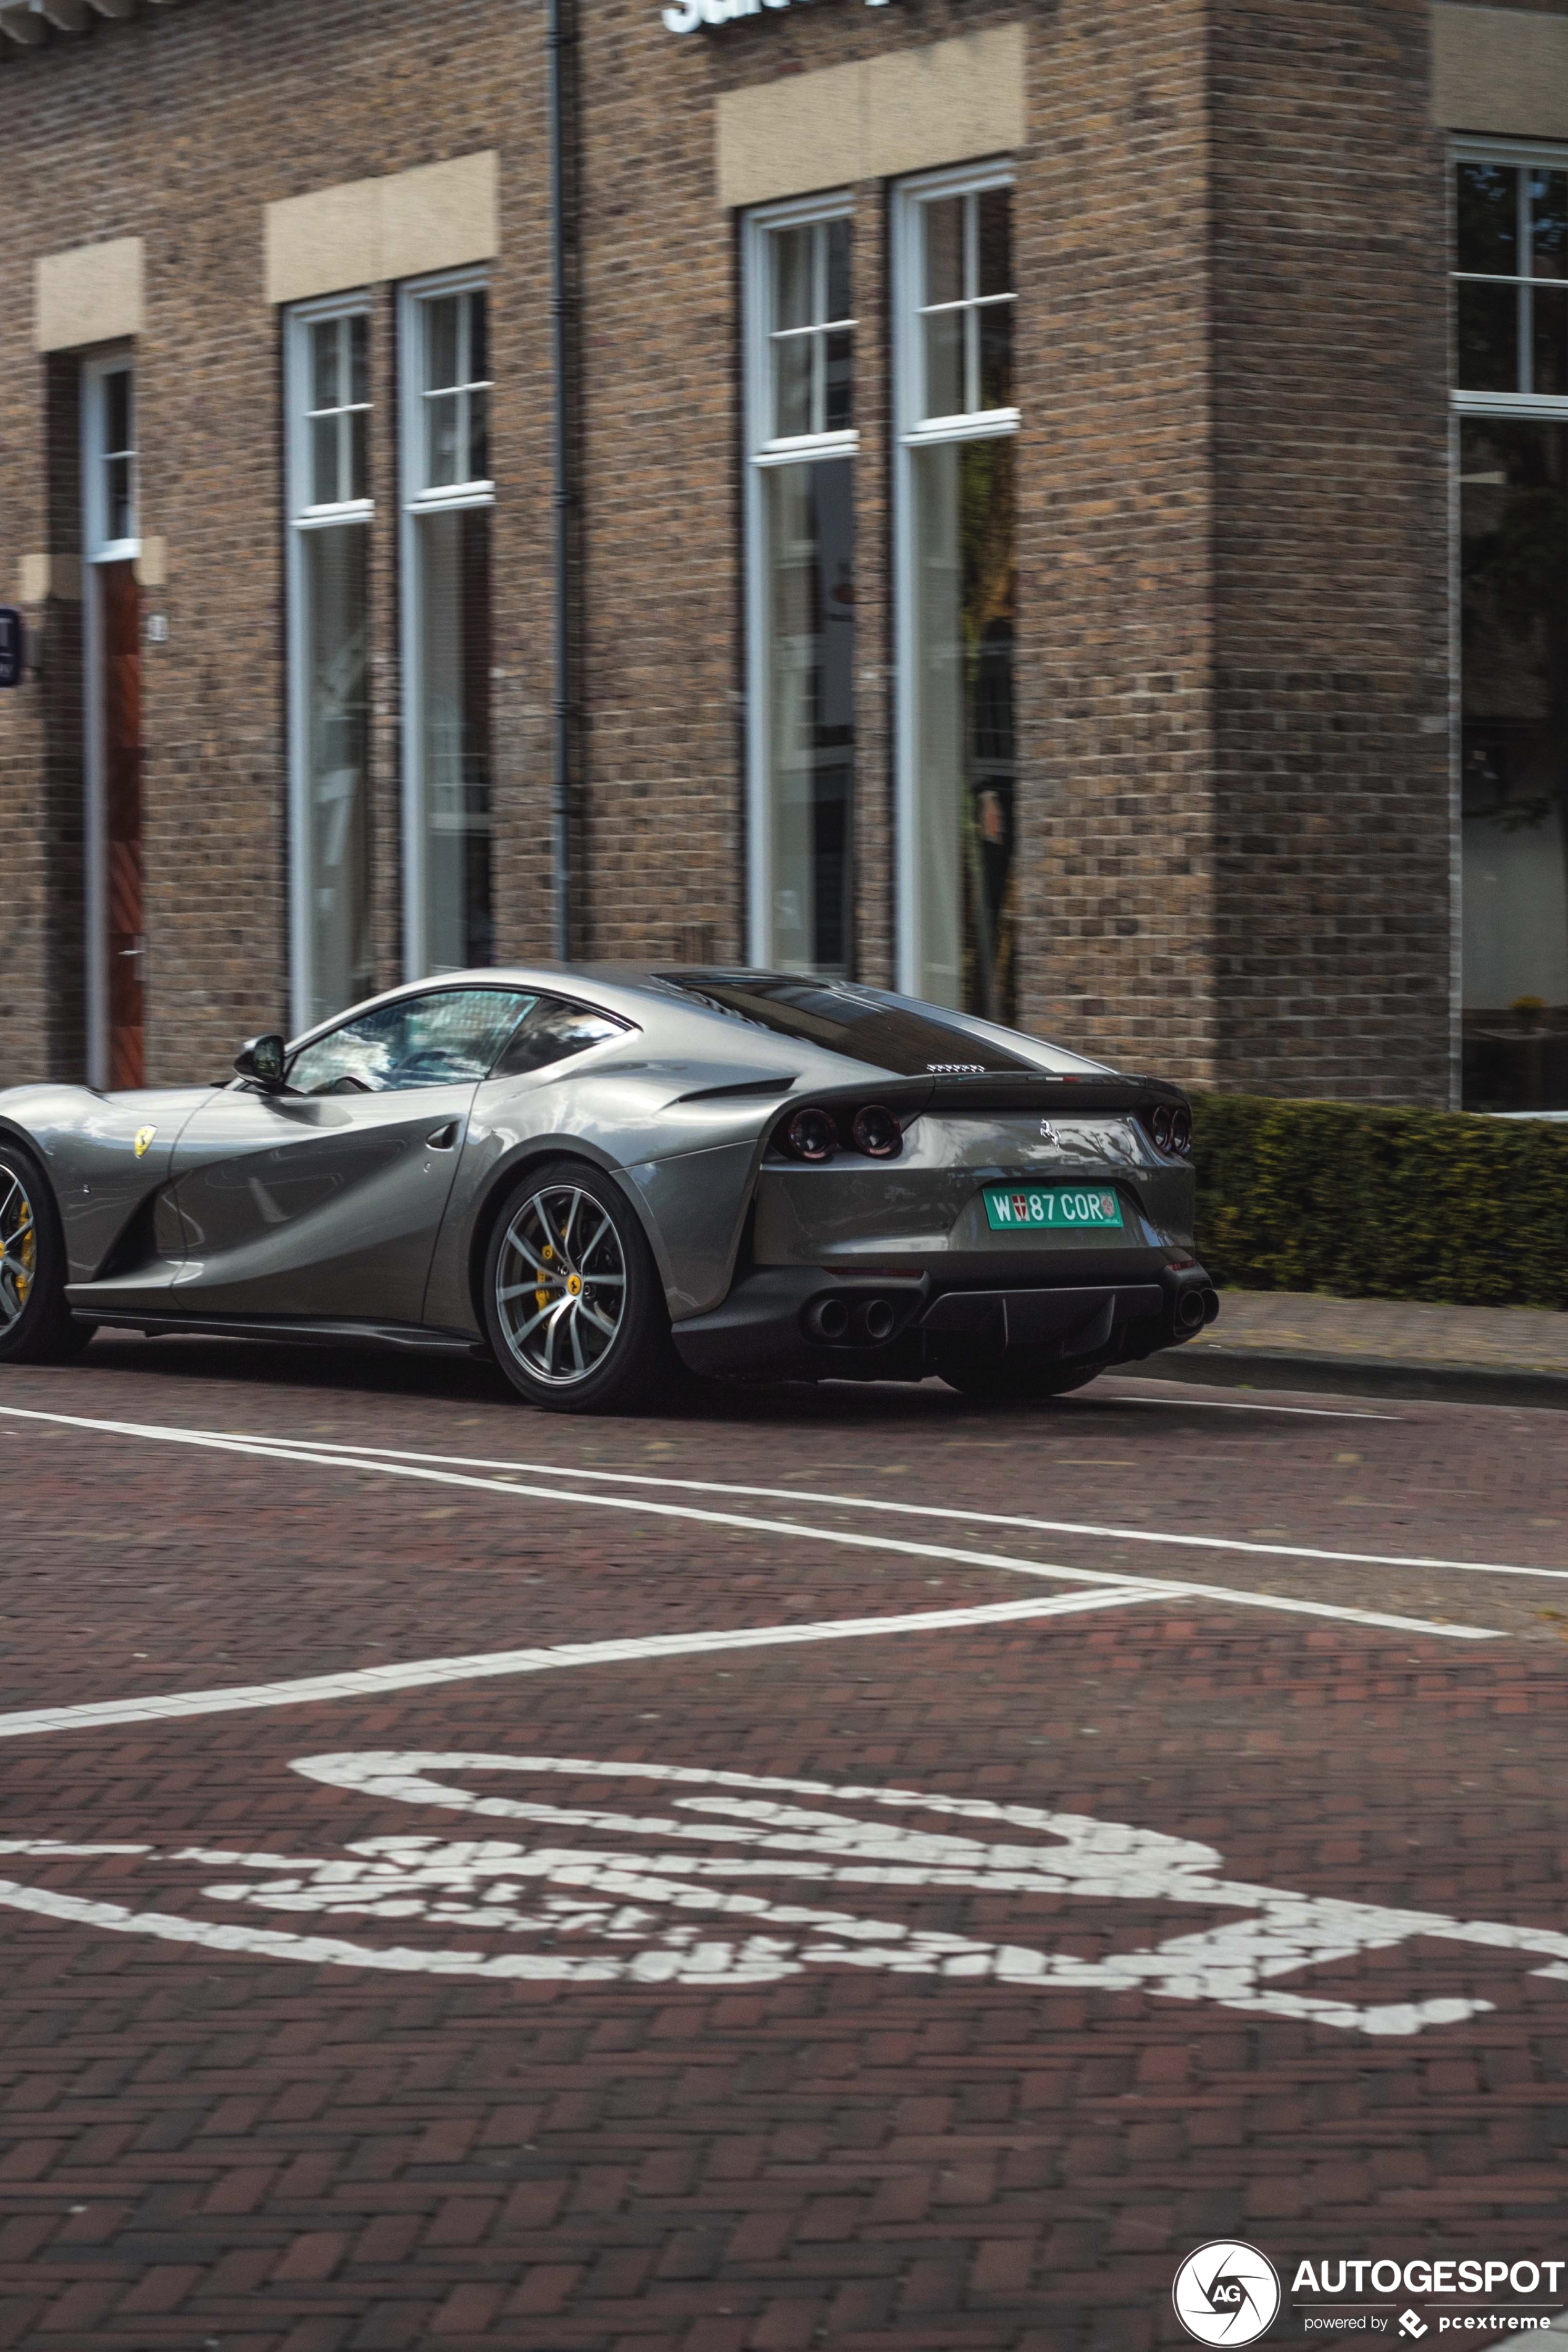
left=1, top=0, right=1564, bottom=1110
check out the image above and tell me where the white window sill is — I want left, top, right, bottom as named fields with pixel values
left=903, top=407, right=1021, bottom=447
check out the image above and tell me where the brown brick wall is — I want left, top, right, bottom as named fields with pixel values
left=1013, top=0, right=1217, bottom=1083
left=0, top=0, right=555, bottom=1090
left=0, top=0, right=1498, bottom=1106
left=1211, top=0, right=1454, bottom=1104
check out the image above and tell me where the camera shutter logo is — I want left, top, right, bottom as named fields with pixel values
left=1172, top=2242, right=1282, bottom=2345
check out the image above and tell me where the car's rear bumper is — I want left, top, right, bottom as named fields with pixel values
left=670, top=1259, right=1219, bottom=1382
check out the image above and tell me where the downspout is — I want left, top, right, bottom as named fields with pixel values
left=547, top=0, right=573, bottom=960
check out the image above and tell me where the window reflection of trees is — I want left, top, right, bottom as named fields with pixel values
left=1461, top=417, right=1568, bottom=1109
left=959, top=435, right=1017, bottom=1027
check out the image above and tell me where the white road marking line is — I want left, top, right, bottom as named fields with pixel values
left=0, top=1588, right=1153, bottom=1740
left=188, top=1429, right=1565, bottom=1591
left=0, top=1401, right=1504, bottom=1642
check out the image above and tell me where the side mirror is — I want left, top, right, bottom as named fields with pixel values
left=235, top=1033, right=288, bottom=1092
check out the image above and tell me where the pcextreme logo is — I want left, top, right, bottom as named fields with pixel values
left=1173, top=2241, right=1283, bottom=2345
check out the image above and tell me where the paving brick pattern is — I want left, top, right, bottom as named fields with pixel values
left=1, top=1340, right=1567, bottom=2345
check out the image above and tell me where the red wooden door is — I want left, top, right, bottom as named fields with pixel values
left=100, top=559, right=143, bottom=1090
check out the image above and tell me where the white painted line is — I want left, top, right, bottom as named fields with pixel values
left=0, top=1587, right=1153, bottom=1740
left=0, top=1402, right=1505, bottom=1642
left=193, top=1429, right=1568, bottom=1593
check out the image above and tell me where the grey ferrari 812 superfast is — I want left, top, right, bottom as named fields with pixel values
left=0, top=968, right=1219, bottom=1411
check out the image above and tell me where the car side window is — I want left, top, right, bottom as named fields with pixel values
left=289, top=990, right=538, bottom=1096
left=490, top=997, right=627, bottom=1078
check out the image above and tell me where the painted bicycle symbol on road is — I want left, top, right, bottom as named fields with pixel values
left=4, top=1753, right=1568, bottom=2038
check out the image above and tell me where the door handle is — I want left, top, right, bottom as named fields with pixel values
left=426, top=1122, right=459, bottom=1150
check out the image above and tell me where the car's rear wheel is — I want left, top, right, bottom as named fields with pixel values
left=0, top=1143, right=93, bottom=1364
left=483, top=1160, right=677, bottom=1414
left=938, top=1351, right=1101, bottom=1403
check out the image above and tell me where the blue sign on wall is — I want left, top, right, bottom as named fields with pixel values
left=0, top=608, right=22, bottom=690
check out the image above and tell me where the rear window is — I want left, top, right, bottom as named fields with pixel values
left=656, top=974, right=1074, bottom=1076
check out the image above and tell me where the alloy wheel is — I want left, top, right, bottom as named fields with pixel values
left=0, top=1162, right=37, bottom=1333
left=494, top=1183, right=628, bottom=1387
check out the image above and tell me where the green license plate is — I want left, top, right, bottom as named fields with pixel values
left=983, top=1184, right=1125, bottom=1232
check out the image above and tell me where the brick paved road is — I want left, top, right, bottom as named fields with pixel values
left=2, top=1335, right=1567, bottom=2351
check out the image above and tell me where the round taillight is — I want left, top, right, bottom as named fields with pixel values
left=1171, top=1106, right=1192, bottom=1155
left=1150, top=1106, right=1174, bottom=1154
left=851, top=1104, right=900, bottom=1159
left=786, top=1106, right=838, bottom=1162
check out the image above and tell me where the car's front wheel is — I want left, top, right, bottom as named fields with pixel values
left=482, top=1160, right=676, bottom=1414
left=0, top=1142, right=93, bottom=1364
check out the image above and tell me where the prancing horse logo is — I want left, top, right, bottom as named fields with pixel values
left=1038, top=1120, right=1059, bottom=1146
left=133, top=1125, right=157, bottom=1159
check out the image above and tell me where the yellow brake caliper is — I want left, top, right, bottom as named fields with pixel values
left=14, top=1207, right=33, bottom=1306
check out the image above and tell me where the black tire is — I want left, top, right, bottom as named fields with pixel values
left=482, top=1158, right=679, bottom=1414
left=0, top=1140, right=91, bottom=1364
left=938, top=1351, right=1101, bottom=1403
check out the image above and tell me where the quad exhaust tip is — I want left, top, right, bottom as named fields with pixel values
left=805, top=1293, right=899, bottom=1346
left=811, top=1296, right=852, bottom=1341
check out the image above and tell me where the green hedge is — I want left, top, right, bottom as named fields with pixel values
left=1190, top=1094, right=1568, bottom=1310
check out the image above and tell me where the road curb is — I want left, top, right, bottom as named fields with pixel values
left=1117, top=1344, right=1568, bottom=1412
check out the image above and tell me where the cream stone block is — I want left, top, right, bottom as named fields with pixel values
left=1433, top=3, right=1568, bottom=138
left=382, top=153, right=501, bottom=281
left=864, top=28, right=1027, bottom=181
left=715, top=27, right=1025, bottom=210
left=34, top=236, right=144, bottom=353
left=264, top=177, right=382, bottom=306
left=16, top=554, right=81, bottom=603
left=264, top=152, right=500, bottom=304
left=134, top=536, right=168, bottom=589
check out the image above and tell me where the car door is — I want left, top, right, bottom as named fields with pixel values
left=169, top=986, right=536, bottom=1324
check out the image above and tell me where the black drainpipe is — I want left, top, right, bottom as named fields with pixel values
left=547, top=0, right=575, bottom=961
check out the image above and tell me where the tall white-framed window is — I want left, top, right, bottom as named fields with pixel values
left=285, top=294, right=374, bottom=1032
left=84, top=355, right=137, bottom=562
left=893, top=164, right=1019, bottom=1020
left=81, top=350, right=142, bottom=1090
left=744, top=195, right=857, bottom=976
left=399, top=268, right=494, bottom=980
left=1452, top=142, right=1568, bottom=1113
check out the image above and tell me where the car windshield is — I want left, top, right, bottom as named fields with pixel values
left=656, top=974, right=1095, bottom=1076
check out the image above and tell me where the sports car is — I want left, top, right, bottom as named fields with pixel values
left=0, top=967, right=1219, bottom=1412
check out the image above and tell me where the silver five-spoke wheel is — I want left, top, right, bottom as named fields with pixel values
left=494, top=1183, right=627, bottom=1387
left=0, top=1161, right=37, bottom=1335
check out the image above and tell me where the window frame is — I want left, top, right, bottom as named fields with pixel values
left=82, top=349, right=138, bottom=565
left=891, top=160, right=1019, bottom=1000
left=742, top=190, right=858, bottom=970
left=1453, top=136, right=1568, bottom=418
left=398, top=265, right=497, bottom=983
left=80, top=348, right=140, bottom=1091
left=284, top=289, right=375, bottom=1036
